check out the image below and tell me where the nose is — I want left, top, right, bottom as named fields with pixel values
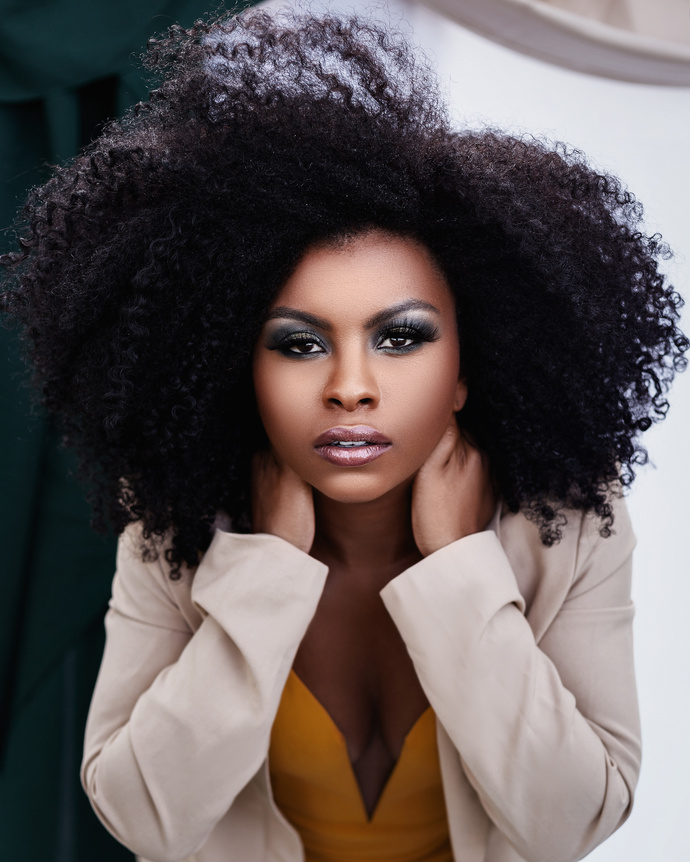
left=323, top=348, right=380, bottom=411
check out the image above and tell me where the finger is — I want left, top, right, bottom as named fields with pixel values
left=251, top=449, right=272, bottom=486
left=421, top=414, right=461, bottom=470
left=251, top=450, right=265, bottom=482
left=456, top=429, right=490, bottom=473
left=252, top=447, right=284, bottom=480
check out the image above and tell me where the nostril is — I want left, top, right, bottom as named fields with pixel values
left=327, top=396, right=373, bottom=408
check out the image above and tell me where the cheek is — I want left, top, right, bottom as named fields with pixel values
left=392, top=348, right=461, bottom=451
left=253, top=359, right=312, bottom=458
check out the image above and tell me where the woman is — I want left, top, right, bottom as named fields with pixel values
left=1, top=8, right=687, bottom=862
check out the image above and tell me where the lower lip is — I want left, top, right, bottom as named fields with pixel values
left=315, top=443, right=391, bottom=466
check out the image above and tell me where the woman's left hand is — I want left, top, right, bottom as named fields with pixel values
left=411, top=415, right=496, bottom=557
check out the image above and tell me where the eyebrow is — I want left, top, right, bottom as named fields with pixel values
left=265, top=300, right=441, bottom=331
left=364, top=300, right=440, bottom=329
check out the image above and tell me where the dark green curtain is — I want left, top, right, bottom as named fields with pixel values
left=0, top=3, right=258, bottom=859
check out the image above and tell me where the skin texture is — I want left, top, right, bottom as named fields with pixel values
left=253, top=232, right=467, bottom=522
left=252, top=231, right=494, bottom=815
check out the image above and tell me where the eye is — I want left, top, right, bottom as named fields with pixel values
left=378, top=331, right=418, bottom=350
left=279, top=332, right=326, bottom=356
left=376, top=320, right=439, bottom=352
left=288, top=340, right=323, bottom=355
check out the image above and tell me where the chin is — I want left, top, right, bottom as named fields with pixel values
left=311, top=472, right=414, bottom=505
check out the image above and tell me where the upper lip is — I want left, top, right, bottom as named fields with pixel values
left=314, top=426, right=391, bottom=447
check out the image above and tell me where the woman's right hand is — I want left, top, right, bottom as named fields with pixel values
left=251, top=449, right=315, bottom=553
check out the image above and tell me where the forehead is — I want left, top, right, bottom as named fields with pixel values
left=270, top=232, right=455, bottom=318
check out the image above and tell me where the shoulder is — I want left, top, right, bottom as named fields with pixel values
left=495, top=495, right=636, bottom=640
left=113, top=523, right=201, bottom=632
left=114, top=523, right=327, bottom=634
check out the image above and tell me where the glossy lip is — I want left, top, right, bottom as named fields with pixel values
left=313, top=426, right=391, bottom=447
left=314, top=425, right=392, bottom=467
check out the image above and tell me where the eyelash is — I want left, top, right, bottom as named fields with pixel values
left=276, top=331, right=326, bottom=356
left=377, top=319, right=439, bottom=352
left=270, top=318, right=440, bottom=357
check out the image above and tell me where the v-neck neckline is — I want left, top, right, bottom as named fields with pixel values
left=288, top=669, right=432, bottom=821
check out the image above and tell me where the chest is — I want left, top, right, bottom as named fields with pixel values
left=291, top=561, right=430, bottom=815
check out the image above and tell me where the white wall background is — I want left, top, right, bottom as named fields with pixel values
left=266, top=2, right=690, bottom=858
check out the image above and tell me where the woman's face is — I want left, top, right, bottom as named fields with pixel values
left=252, top=231, right=467, bottom=504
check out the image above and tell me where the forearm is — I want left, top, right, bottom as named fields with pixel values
left=82, top=530, right=327, bottom=861
left=381, top=529, right=640, bottom=862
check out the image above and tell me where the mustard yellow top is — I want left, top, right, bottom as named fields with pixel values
left=269, top=670, right=453, bottom=862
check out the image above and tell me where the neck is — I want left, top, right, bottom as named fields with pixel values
left=311, top=481, right=421, bottom=585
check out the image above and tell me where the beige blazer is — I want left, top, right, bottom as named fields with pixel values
left=81, top=496, right=640, bottom=862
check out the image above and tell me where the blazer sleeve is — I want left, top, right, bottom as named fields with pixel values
left=81, top=526, right=328, bottom=862
left=380, top=498, right=640, bottom=862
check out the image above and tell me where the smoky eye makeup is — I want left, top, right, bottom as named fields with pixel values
left=261, top=310, right=441, bottom=357
left=375, top=316, right=440, bottom=351
left=263, top=323, right=327, bottom=356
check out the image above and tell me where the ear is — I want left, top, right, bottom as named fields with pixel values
left=453, top=377, right=468, bottom=412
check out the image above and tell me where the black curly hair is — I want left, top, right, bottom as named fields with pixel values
left=1, top=8, right=687, bottom=575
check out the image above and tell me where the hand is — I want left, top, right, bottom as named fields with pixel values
left=411, top=416, right=496, bottom=557
left=251, top=449, right=315, bottom=553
